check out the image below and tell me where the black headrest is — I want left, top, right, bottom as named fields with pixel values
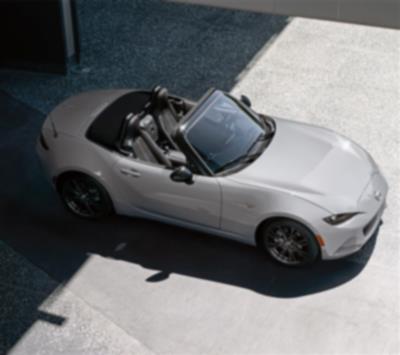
left=151, top=85, right=162, bottom=100
left=151, top=85, right=162, bottom=94
left=156, top=88, right=169, bottom=101
left=151, top=86, right=169, bottom=109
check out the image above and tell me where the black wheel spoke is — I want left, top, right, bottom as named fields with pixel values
left=72, top=179, right=84, bottom=194
left=293, top=246, right=307, bottom=256
left=293, top=250, right=305, bottom=260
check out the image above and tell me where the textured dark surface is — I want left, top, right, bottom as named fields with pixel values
left=0, top=92, right=55, bottom=354
left=0, top=91, right=45, bottom=204
left=0, top=0, right=288, bottom=113
left=0, top=242, right=60, bottom=354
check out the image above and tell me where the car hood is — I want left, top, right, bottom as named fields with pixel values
left=230, top=118, right=377, bottom=213
left=48, top=89, right=132, bottom=136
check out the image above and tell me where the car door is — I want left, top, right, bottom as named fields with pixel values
left=114, top=155, right=221, bottom=229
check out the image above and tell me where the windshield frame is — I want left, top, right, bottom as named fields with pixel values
left=176, top=89, right=267, bottom=176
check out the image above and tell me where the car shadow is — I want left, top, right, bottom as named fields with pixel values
left=3, top=168, right=379, bottom=299
left=0, top=87, right=378, bottom=304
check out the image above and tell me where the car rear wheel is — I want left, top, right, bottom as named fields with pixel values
left=60, top=174, right=113, bottom=219
left=260, top=219, right=319, bottom=266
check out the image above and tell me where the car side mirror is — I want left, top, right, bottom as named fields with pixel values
left=240, top=95, right=252, bottom=108
left=170, top=166, right=194, bottom=185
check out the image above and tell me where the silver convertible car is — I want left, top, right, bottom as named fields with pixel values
left=37, top=87, right=388, bottom=266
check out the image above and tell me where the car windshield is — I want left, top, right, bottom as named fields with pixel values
left=184, top=91, right=265, bottom=174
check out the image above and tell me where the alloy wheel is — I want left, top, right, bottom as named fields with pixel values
left=263, top=222, right=316, bottom=266
left=62, top=176, right=109, bottom=218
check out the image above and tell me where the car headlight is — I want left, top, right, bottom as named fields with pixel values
left=323, top=212, right=360, bottom=225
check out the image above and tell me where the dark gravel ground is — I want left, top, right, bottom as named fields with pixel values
left=0, top=0, right=287, bottom=114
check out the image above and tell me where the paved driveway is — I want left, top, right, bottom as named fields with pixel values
left=1, top=6, right=399, bottom=355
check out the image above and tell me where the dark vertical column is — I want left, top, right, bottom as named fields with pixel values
left=70, top=0, right=81, bottom=64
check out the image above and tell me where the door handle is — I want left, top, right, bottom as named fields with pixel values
left=120, top=168, right=141, bottom=178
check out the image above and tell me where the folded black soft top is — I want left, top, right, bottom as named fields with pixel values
left=86, top=91, right=151, bottom=149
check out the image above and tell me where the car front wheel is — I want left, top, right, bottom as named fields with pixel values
left=260, top=219, right=320, bottom=266
left=59, top=173, right=113, bottom=219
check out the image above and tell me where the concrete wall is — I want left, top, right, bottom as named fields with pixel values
left=170, top=0, right=400, bottom=29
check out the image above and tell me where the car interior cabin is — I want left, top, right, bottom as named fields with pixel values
left=87, top=86, right=196, bottom=170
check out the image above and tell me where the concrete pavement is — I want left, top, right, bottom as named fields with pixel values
left=1, top=5, right=399, bottom=355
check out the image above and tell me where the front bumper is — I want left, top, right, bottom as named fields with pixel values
left=318, top=172, right=388, bottom=260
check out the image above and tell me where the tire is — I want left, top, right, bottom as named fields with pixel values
left=260, top=219, right=319, bottom=266
left=59, top=173, right=113, bottom=219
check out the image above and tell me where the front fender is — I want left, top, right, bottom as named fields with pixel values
left=219, top=178, right=327, bottom=244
